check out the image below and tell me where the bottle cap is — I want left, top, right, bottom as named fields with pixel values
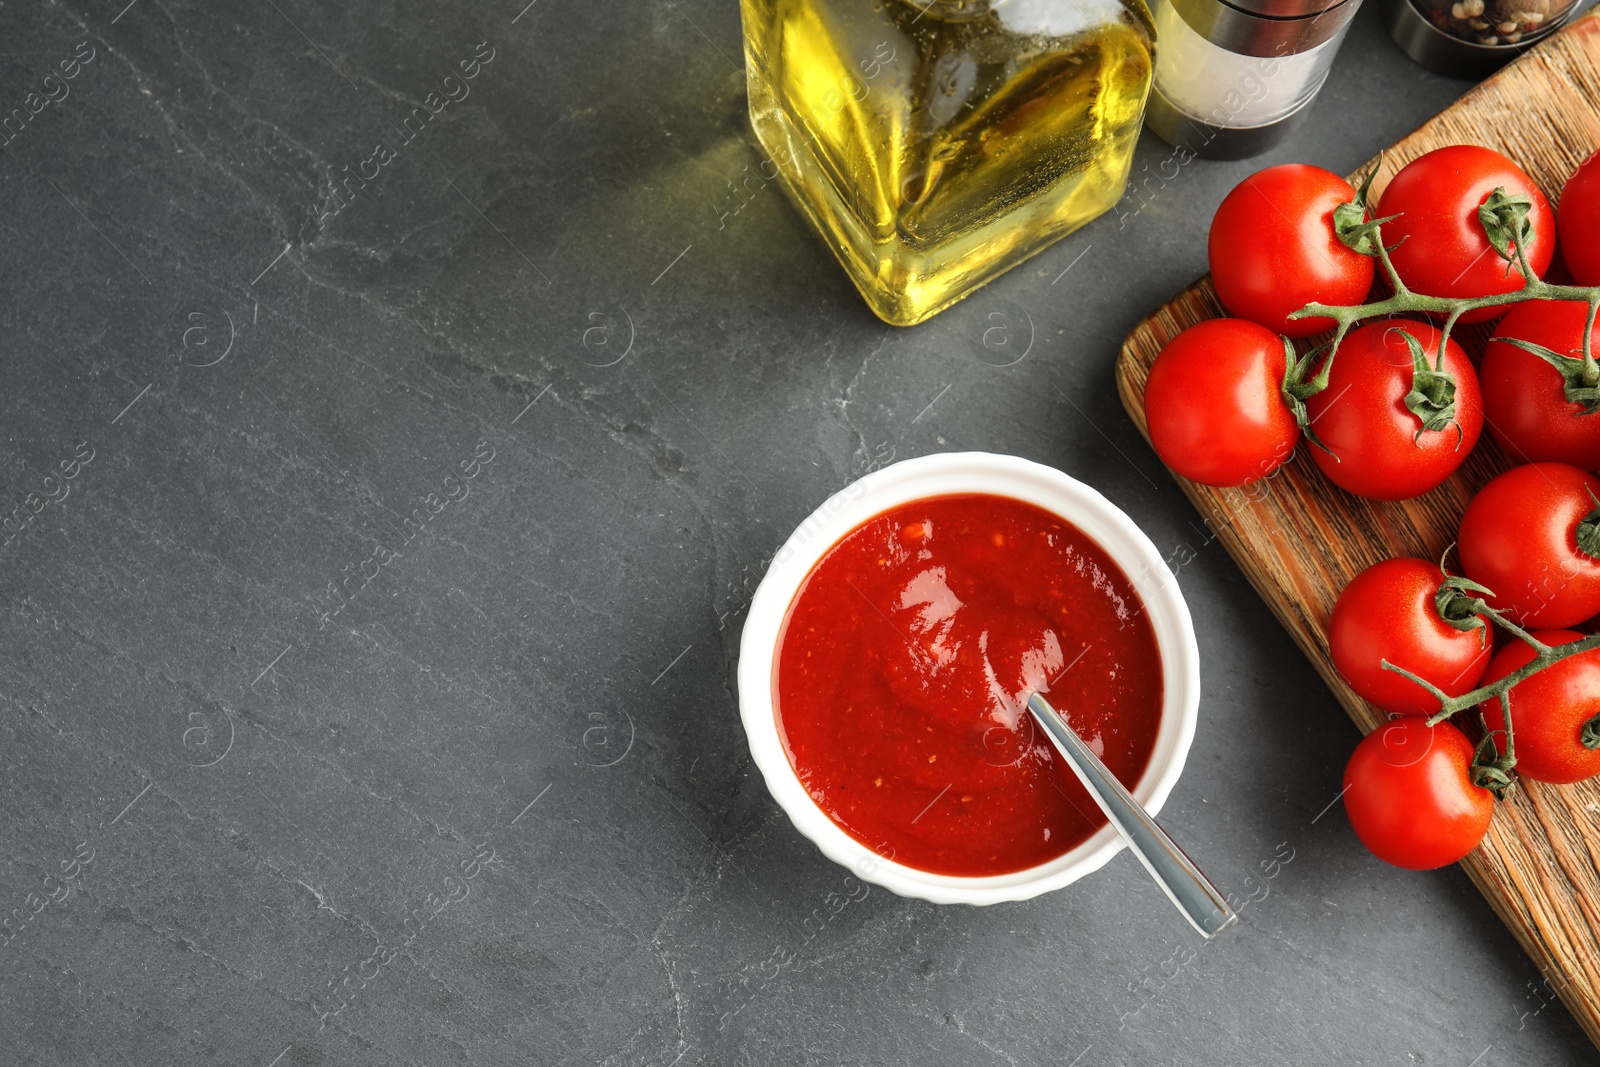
left=1214, top=0, right=1355, bottom=19
left=1166, top=0, right=1362, bottom=51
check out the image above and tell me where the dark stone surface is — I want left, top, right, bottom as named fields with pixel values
left=1, top=1, right=1595, bottom=1064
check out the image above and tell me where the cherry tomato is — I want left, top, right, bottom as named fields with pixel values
left=1481, top=301, right=1600, bottom=468
left=1303, top=320, right=1483, bottom=500
left=1376, top=146, right=1556, bottom=324
left=1343, top=717, right=1493, bottom=870
left=1559, top=150, right=1600, bottom=286
left=1458, top=462, right=1600, bottom=629
left=1208, top=164, right=1375, bottom=338
left=1143, top=318, right=1300, bottom=487
left=1330, top=558, right=1492, bottom=717
left=1481, top=630, right=1600, bottom=784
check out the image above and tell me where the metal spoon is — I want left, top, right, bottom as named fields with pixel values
left=1026, top=691, right=1236, bottom=939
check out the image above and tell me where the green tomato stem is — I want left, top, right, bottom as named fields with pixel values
left=1295, top=277, right=1600, bottom=352
left=1454, top=590, right=1554, bottom=658
left=1502, top=691, right=1516, bottom=763
left=1290, top=213, right=1600, bottom=385
left=1381, top=630, right=1600, bottom=727
left=1584, top=294, right=1600, bottom=386
left=1371, top=223, right=1409, bottom=296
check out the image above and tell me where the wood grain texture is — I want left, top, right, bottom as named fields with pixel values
left=1116, top=11, right=1600, bottom=1047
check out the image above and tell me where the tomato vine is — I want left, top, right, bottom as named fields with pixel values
left=1268, top=158, right=1600, bottom=799
left=1280, top=162, right=1600, bottom=459
left=1291, top=162, right=1600, bottom=374
left=1382, top=564, right=1600, bottom=797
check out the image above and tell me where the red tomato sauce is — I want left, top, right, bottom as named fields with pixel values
left=775, top=493, right=1164, bottom=876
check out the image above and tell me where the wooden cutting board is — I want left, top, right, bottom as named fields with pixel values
left=1115, top=10, right=1600, bottom=1048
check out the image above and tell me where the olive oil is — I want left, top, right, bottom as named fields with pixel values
left=739, top=0, right=1156, bottom=325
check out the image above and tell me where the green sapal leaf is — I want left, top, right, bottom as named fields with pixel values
left=1583, top=713, right=1600, bottom=751
left=1577, top=488, right=1600, bottom=561
left=1470, top=731, right=1518, bottom=800
left=1477, top=186, right=1535, bottom=266
left=1497, top=336, right=1600, bottom=415
left=1399, top=330, right=1460, bottom=442
left=1334, top=211, right=1401, bottom=258
left=1333, top=163, right=1383, bottom=256
left=1279, top=335, right=1336, bottom=457
left=1433, top=573, right=1494, bottom=636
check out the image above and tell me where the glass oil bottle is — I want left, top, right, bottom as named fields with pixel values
left=739, top=0, right=1157, bottom=326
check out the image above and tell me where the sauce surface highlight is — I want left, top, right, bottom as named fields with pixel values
left=775, top=493, right=1164, bottom=876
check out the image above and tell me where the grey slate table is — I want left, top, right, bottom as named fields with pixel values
left=2, top=2, right=1596, bottom=1064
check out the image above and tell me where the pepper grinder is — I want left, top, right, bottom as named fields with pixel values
left=1379, top=0, right=1586, bottom=79
left=1144, top=0, right=1364, bottom=159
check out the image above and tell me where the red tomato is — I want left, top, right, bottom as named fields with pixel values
left=1143, top=319, right=1300, bottom=487
left=1559, top=150, right=1600, bottom=286
left=1343, top=718, right=1493, bottom=870
left=1458, top=463, right=1600, bottom=629
left=1481, top=630, right=1600, bottom=784
left=1329, top=558, right=1492, bottom=716
left=1481, top=301, right=1600, bottom=468
left=1303, top=320, right=1483, bottom=500
left=1208, top=164, right=1375, bottom=338
left=1376, top=146, right=1556, bottom=324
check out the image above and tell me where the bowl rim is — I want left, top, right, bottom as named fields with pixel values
left=736, top=451, right=1201, bottom=905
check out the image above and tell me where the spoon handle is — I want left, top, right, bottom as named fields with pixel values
left=1026, top=693, right=1236, bottom=939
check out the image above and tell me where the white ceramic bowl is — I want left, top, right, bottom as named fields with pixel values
left=737, top=452, right=1200, bottom=905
